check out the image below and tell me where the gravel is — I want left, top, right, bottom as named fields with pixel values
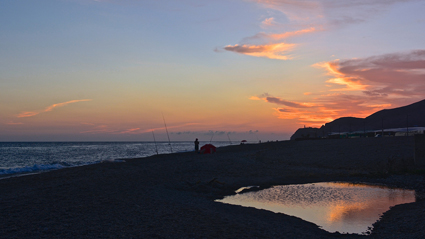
left=0, top=137, right=424, bottom=238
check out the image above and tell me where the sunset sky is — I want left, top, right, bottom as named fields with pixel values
left=1, top=0, right=425, bottom=141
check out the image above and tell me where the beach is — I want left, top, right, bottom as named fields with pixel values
left=1, top=137, right=424, bottom=238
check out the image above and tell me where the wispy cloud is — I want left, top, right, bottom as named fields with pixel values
left=253, top=0, right=414, bottom=27
left=119, top=128, right=141, bottom=134
left=317, top=50, right=425, bottom=96
left=245, top=27, right=318, bottom=42
left=17, top=99, right=93, bottom=118
left=221, top=27, right=318, bottom=60
left=265, top=96, right=315, bottom=108
left=224, top=43, right=296, bottom=60
left=17, top=112, right=39, bottom=118
left=261, top=17, right=276, bottom=27
left=221, top=0, right=415, bottom=60
left=80, top=122, right=202, bottom=135
left=6, top=121, right=24, bottom=125
left=252, top=50, right=425, bottom=126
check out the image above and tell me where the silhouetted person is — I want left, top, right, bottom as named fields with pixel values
left=194, top=138, right=199, bottom=152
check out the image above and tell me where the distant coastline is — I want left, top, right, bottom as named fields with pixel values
left=291, top=98, right=425, bottom=140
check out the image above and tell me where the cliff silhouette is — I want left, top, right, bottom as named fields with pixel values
left=291, top=99, right=425, bottom=140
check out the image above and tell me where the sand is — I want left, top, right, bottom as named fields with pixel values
left=1, top=137, right=424, bottom=238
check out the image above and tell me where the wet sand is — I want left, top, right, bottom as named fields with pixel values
left=1, top=137, right=424, bottom=238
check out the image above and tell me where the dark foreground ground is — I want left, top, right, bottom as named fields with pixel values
left=1, top=137, right=424, bottom=238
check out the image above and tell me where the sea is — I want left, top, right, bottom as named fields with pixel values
left=0, top=141, right=234, bottom=178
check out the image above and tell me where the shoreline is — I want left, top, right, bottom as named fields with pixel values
left=1, top=137, right=424, bottom=238
left=0, top=141, right=234, bottom=179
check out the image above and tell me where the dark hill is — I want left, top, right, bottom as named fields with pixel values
left=291, top=99, right=425, bottom=140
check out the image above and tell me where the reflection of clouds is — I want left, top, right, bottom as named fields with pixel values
left=327, top=202, right=367, bottom=222
left=219, top=182, right=416, bottom=233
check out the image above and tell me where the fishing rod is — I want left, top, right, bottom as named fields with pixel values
left=209, top=131, right=215, bottom=143
left=227, top=133, right=232, bottom=145
left=162, top=113, right=173, bottom=153
left=151, top=130, right=159, bottom=155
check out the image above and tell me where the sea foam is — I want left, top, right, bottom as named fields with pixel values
left=0, top=164, right=64, bottom=175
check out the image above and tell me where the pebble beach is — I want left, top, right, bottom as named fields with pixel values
left=1, top=136, right=424, bottom=238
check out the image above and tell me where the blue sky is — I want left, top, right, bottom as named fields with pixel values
left=1, top=0, right=425, bottom=141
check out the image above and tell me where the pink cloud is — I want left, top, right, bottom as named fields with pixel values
left=262, top=17, right=276, bottom=27
left=320, top=50, right=425, bottom=97
left=224, top=43, right=296, bottom=60
left=253, top=0, right=414, bottom=27
left=268, top=93, right=387, bottom=127
left=267, top=27, right=317, bottom=40
left=17, top=112, right=39, bottom=118
left=251, top=50, right=425, bottom=127
left=243, top=27, right=319, bottom=42
left=6, top=121, right=24, bottom=125
left=223, top=0, right=416, bottom=61
left=43, top=99, right=92, bottom=112
left=80, top=123, right=202, bottom=135
left=119, top=128, right=141, bottom=134
left=17, top=99, right=93, bottom=118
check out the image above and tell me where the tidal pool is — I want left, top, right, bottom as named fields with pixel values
left=216, top=182, right=416, bottom=234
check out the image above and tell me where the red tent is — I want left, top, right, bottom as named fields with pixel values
left=200, top=144, right=216, bottom=154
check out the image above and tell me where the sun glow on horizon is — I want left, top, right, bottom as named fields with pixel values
left=1, top=0, right=424, bottom=141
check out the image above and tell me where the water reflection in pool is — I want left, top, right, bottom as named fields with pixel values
left=216, top=182, right=415, bottom=234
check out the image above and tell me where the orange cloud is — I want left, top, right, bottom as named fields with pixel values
left=313, top=61, right=342, bottom=76
left=261, top=17, right=276, bottom=27
left=224, top=43, right=296, bottom=60
left=242, top=27, right=319, bottom=42
left=6, top=121, right=24, bottom=125
left=252, top=50, right=425, bottom=127
left=80, top=123, right=202, bottom=135
left=252, top=92, right=397, bottom=128
left=226, top=0, right=416, bottom=62
left=17, top=99, right=93, bottom=118
left=17, top=112, right=39, bottom=118
left=44, top=99, right=92, bottom=112
left=268, top=27, right=317, bottom=40
left=253, top=0, right=412, bottom=27
left=318, top=50, right=425, bottom=97
left=326, top=77, right=369, bottom=91
left=274, top=108, right=307, bottom=120
left=119, top=128, right=141, bottom=134
left=273, top=104, right=341, bottom=127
